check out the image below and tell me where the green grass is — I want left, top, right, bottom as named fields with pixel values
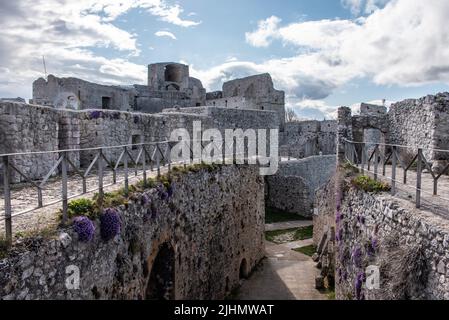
left=327, top=290, right=336, bottom=300
left=265, top=207, right=311, bottom=224
left=265, top=225, right=313, bottom=243
left=293, top=244, right=317, bottom=257
left=351, top=175, right=391, bottom=193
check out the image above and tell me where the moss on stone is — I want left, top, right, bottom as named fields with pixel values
left=351, top=175, right=391, bottom=193
left=293, top=244, right=317, bottom=257
left=265, top=207, right=310, bottom=224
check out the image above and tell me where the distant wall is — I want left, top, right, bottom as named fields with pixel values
left=280, top=121, right=337, bottom=159
left=32, top=75, right=133, bottom=111
left=266, top=155, right=336, bottom=217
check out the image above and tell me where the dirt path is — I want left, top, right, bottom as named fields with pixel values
left=237, top=223, right=327, bottom=300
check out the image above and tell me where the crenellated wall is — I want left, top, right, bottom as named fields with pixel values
left=0, top=165, right=265, bottom=300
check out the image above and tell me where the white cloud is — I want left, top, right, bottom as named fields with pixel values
left=155, top=30, right=177, bottom=40
left=245, top=16, right=281, bottom=48
left=0, top=0, right=200, bottom=98
left=241, top=1, right=449, bottom=108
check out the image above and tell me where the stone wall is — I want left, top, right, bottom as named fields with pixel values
left=266, top=155, right=336, bottom=217
left=32, top=75, right=133, bottom=111
left=388, top=93, right=449, bottom=167
left=280, top=121, right=337, bottom=159
left=0, top=102, right=60, bottom=182
left=0, top=102, right=279, bottom=182
left=0, top=165, right=265, bottom=300
left=335, top=174, right=449, bottom=300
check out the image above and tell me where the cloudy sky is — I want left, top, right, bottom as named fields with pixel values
left=1, top=0, right=449, bottom=119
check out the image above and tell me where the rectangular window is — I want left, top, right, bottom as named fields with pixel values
left=102, top=96, right=111, bottom=109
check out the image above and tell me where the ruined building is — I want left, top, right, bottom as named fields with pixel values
left=31, top=63, right=286, bottom=125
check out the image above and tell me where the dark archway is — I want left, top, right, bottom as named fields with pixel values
left=164, top=64, right=183, bottom=83
left=145, top=243, right=175, bottom=300
left=239, top=258, right=249, bottom=279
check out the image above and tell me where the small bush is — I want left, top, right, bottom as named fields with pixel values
left=67, top=198, right=96, bottom=219
left=100, top=208, right=122, bottom=241
left=351, top=175, right=391, bottom=193
left=0, top=236, right=9, bottom=259
left=73, top=216, right=95, bottom=242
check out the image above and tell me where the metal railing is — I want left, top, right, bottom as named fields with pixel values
left=1, top=138, right=267, bottom=245
left=343, top=138, right=449, bottom=211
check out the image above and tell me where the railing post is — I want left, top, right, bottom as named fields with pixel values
left=142, top=146, right=147, bottom=188
left=124, top=146, right=129, bottom=194
left=391, top=146, right=397, bottom=195
left=98, top=149, right=104, bottom=206
left=416, top=149, right=422, bottom=208
left=61, top=152, right=68, bottom=225
left=156, top=145, right=161, bottom=179
left=361, top=143, right=365, bottom=174
left=2, top=156, right=12, bottom=246
left=434, top=178, right=438, bottom=196
left=374, top=144, right=379, bottom=181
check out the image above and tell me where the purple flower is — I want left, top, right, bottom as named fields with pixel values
left=73, top=216, right=95, bottom=242
left=141, top=194, right=150, bottom=206
left=355, top=272, right=365, bottom=300
left=89, top=110, right=102, bottom=119
left=100, top=208, right=121, bottom=241
left=336, top=210, right=343, bottom=224
left=167, top=184, right=174, bottom=198
left=143, top=207, right=158, bottom=222
left=351, top=246, right=363, bottom=268
left=157, top=185, right=169, bottom=200
left=336, top=228, right=343, bottom=242
left=367, top=238, right=378, bottom=257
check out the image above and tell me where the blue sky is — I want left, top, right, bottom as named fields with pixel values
left=1, top=0, right=449, bottom=119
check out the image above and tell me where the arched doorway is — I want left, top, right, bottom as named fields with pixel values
left=239, top=258, right=249, bottom=279
left=145, top=243, right=175, bottom=300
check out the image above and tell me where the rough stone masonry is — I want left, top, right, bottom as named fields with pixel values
left=0, top=165, right=265, bottom=300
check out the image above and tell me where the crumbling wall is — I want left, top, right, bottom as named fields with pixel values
left=0, top=102, right=59, bottom=182
left=206, top=73, right=285, bottom=131
left=388, top=93, right=449, bottom=168
left=32, top=75, right=132, bottom=111
left=0, top=165, right=265, bottom=300
left=266, top=155, right=336, bottom=217
left=280, top=120, right=337, bottom=159
left=335, top=177, right=449, bottom=300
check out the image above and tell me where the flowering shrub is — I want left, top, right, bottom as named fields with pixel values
left=336, top=210, right=343, bottom=224
left=89, top=111, right=102, bottom=120
left=167, top=184, right=174, bottom=198
left=157, top=185, right=169, bottom=200
left=73, top=216, right=95, bottom=242
left=141, top=194, right=150, bottom=206
left=336, top=228, right=343, bottom=242
left=355, top=272, right=365, bottom=300
left=100, top=208, right=121, bottom=241
left=351, top=246, right=363, bottom=268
